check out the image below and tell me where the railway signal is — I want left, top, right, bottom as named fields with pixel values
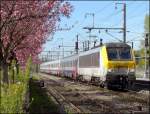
left=145, top=33, right=149, bottom=47
left=144, top=33, right=150, bottom=78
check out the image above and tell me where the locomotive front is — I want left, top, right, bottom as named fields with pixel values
left=105, top=43, right=136, bottom=89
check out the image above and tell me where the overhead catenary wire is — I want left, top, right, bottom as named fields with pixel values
left=127, top=1, right=149, bottom=20
left=126, top=35, right=145, bottom=43
left=105, top=31, right=123, bottom=42
left=95, top=1, right=114, bottom=14
left=101, top=9, right=122, bottom=21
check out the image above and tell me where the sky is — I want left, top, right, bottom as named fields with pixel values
left=41, top=1, right=149, bottom=58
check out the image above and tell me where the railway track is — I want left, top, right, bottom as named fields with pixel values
left=132, top=78, right=150, bottom=91
left=46, top=85, right=82, bottom=113
left=40, top=74, right=150, bottom=114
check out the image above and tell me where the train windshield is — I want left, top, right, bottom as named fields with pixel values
left=107, top=47, right=132, bottom=60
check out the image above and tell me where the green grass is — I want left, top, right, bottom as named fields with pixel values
left=29, top=78, right=60, bottom=114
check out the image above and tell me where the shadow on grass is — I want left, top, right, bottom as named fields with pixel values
left=29, top=79, right=60, bottom=114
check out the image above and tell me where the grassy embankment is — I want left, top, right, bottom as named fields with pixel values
left=29, top=75, right=60, bottom=114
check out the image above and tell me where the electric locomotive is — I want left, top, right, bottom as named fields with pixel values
left=103, top=43, right=136, bottom=89
left=78, top=42, right=136, bottom=89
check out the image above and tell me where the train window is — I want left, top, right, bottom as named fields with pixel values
left=70, top=61, right=72, bottom=67
left=65, top=62, right=66, bottom=67
left=92, top=52, right=99, bottom=66
left=107, top=48, right=118, bottom=60
left=119, top=48, right=131, bottom=60
left=107, top=48, right=132, bottom=60
left=63, top=62, right=65, bottom=67
left=79, top=52, right=99, bottom=67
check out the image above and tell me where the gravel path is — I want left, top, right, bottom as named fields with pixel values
left=40, top=73, right=150, bottom=114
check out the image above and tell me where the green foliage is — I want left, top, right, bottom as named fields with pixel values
left=0, top=57, right=32, bottom=113
left=144, top=14, right=150, bottom=33
left=135, top=49, right=145, bottom=68
left=136, top=14, right=149, bottom=68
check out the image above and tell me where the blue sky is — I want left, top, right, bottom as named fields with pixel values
left=42, top=1, right=149, bottom=57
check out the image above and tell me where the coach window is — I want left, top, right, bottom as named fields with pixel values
left=63, top=62, right=65, bottom=67
left=68, top=61, right=70, bottom=67
left=71, top=61, right=72, bottom=67
left=72, top=61, right=73, bottom=67
left=68, top=61, right=69, bottom=67
left=73, top=60, right=74, bottom=66
left=64, top=62, right=65, bottom=67
left=66, top=61, right=68, bottom=67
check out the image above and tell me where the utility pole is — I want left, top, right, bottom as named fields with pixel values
left=60, top=38, right=64, bottom=58
left=58, top=38, right=74, bottom=58
left=85, top=13, right=95, bottom=48
left=115, top=3, right=126, bottom=43
left=83, top=3, right=127, bottom=44
left=123, top=3, right=126, bottom=43
left=144, top=33, right=149, bottom=78
left=75, top=34, right=79, bottom=54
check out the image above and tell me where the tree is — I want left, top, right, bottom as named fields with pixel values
left=0, top=1, right=73, bottom=84
left=144, top=14, right=150, bottom=33
left=136, top=14, right=150, bottom=68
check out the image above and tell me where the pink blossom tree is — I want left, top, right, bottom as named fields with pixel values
left=0, top=1, right=73, bottom=84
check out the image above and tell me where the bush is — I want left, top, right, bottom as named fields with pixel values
left=0, top=83, right=26, bottom=113
left=0, top=58, right=31, bottom=113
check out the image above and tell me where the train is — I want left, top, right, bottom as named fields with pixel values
left=40, top=42, right=136, bottom=90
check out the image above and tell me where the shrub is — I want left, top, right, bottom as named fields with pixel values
left=0, top=57, right=31, bottom=113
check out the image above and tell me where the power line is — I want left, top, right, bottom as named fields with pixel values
left=127, top=1, right=148, bottom=19
left=105, top=31, right=122, bottom=42
left=101, top=9, right=122, bottom=21
left=127, top=31, right=145, bottom=35
left=95, top=1, right=114, bottom=14
left=127, top=3, right=148, bottom=21
left=71, top=16, right=86, bottom=29
left=126, top=35, right=144, bottom=43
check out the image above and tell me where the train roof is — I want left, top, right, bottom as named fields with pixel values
left=105, top=42, right=131, bottom=48
left=91, top=42, right=131, bottom=49
left=41, top=42, right=131, bottom=65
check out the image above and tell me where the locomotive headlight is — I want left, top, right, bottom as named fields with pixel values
left=108, top=69, right=113, bottom=72
left=129, top=69, right=135, bottom=72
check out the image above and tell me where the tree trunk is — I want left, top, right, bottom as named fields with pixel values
left=16, top=63, right=19, bottom=75
left=0, top=64, right=2, bottom=82
left=12, top=68, right=14, bottom=83
left=2, top=63, right=9, bottom=84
